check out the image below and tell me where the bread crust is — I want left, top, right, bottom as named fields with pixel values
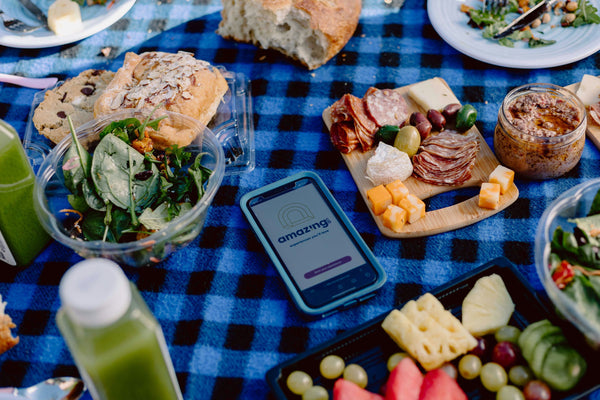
left=218, top=0, right=361, bottom=69
left=94, top=51, right=228, bottom=149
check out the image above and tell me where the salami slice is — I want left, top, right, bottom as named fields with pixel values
left=590, top=102, right=600, bottom=126
left=364, top=88, right=409, bottom=127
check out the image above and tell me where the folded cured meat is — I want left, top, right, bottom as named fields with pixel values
left=412, top=131, right=480, bottom=186
left=94, top=51, right=228, bottom=150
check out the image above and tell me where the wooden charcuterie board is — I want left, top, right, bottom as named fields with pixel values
left=566, top=80, right=600, bottom=150
left=322, top=78, right=519, bottom=238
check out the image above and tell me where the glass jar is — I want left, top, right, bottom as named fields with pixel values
left=494, top=83, right=586, bottom=180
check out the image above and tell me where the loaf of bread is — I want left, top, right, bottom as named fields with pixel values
left=94, top=51, right=229, bottom=149
left=0, top=295, right=19, bottom=355
left=217, top=0, right=361, bottom=70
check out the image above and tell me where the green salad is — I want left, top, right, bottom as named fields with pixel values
left=548, top=187, right=600, bottom=332
left=61, top=114, right=212, bottom=243
left=462, top=0, right=600, bottom=48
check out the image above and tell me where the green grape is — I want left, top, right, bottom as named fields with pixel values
left=302, top=385, right=329, bottom=400
left=286, top=370, right=312, bottom=395
left=508, top=365, right=533, bottom=387
left=459, top=354, right=482, bottom=380
left=496, top=385, right=525, bottom=400
left=320, top=355, right=345, bottom=379
left=495, top=326, right=521, bottom=344
left=343, top=364, right=368, bottom=388
left=387, top=352, right=409, bottom=372
left=480, top=362, right=508, bottom=392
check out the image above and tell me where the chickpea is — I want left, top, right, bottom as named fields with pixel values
left=562, top=12, right=576, bottom=26
left=554, top=1, right=565, bottom=14
left=530, top=18, right=542, bottom=28
left=542, top=12, right=551, bottom=24
left=565, top=1, right=578, bottom=12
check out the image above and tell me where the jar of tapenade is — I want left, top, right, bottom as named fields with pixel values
left=494, top=83, right=586, bottom=180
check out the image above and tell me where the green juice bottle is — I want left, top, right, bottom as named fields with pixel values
left=56, top=258, right=183, bottom=400
left=0, top=120, right=50, bottom=267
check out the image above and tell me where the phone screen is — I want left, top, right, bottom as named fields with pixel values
left=247, top=177, right=378, bottom=308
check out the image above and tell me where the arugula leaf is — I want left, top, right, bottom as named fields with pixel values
left=529, top=37, right=556, bottom=47
left=572, top=0, right=600, bottom=27
left=99, top=118, right=141, bottom=143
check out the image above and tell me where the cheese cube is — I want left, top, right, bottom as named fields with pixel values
left=382, top=204, right=408, bottom=232
left=385, top=179, right=410, bottom=205
left=367, top=185, right=392, bottom=215
left=479, top=182, right=501, bottom=210
left=48, top=0, right=83, bottom=36
left=399, top=194, right=426, bottom=224
left=489, top=165, right=514, bottom=195
left=407, top=77, right=460, bottom=111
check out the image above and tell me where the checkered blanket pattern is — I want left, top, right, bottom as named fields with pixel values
left=1, top=0, right=599, bottom=398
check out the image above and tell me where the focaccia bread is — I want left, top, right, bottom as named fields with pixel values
left=32, top=69, right=115, bottom=144
left=94, top=51, right=229, bottom=149
left=217, top=0, right=361, bottom=70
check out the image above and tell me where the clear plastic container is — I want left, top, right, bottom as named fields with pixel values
left=494, top=83, right=586, bottom=180
left=56, top=258, right=183, bottom=400
left=535, top=178, right=600, bottom=348
left=33, top=109, right=225, bottom=267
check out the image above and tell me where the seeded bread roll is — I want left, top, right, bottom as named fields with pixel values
left=94, top=51, right=229, bottom=150
left=217, top=0, right=361, bottom=70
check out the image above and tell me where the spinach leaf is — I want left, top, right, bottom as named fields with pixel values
left=91, top=134, right=160, bottom=211
left=589, top=188, right=600, bottom=216
left=62, top=116, right=91, bottom=194
left=563, top=274, right=600, bottom=332
left=99, top=118, right=141, bottom=143
left=81, top=207, right=132, bottom=242
left=189, top=153, right=212, bottom=199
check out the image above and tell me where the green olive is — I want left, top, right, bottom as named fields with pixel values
left=393, top=125, right=421, bottom=157
left=456, top=104, right=477, bottom=132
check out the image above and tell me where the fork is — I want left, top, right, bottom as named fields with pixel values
left=483, top=0, right=508, bottom=12
left=0, top=9, right=42, bottom=33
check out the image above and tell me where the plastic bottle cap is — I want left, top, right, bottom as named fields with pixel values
left=59, top=258, right=132, bottom=328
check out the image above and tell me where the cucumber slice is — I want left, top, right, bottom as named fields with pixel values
left=518, top=320, right=553, bottom=362
left=530, top=331, right=567, bottom=377
left=541, top=344, right=587, bottom=391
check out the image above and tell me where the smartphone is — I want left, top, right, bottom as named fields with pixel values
left=240, top=171, right=386, bottom=318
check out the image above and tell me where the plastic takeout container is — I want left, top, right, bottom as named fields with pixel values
left=33, top=109, right=225, bottom=267
left=24, top=68, right=254, bottom=176
left=535, top=178, right=600, bottom=348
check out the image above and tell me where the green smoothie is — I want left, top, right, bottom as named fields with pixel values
left=0, top=120, right=50, bottom=267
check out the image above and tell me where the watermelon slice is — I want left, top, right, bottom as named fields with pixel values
left=333, top=379, right=384, bottom=400
left=385, top=357, right=423, bottom=400
left=418, top=369, right=467, bottom=400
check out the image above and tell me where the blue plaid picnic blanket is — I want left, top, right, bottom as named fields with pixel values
left=1, top=0, right=599, bottom=398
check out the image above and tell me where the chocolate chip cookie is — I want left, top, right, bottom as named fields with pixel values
left=32, top=69, right=115, bottom=144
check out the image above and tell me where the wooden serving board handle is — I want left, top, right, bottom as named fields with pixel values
left=322, top=78, right=519, bottom=238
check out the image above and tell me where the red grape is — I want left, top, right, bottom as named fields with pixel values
left=493, top=341, right=520, bottom=369
left=469, top=337, right=489, bottom=359
left=523, top=380, right=551, bottom=400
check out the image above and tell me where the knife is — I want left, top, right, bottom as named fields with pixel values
left=17, top=0, right=48, bottom=26
left=493, top=0, right=556, bottom=39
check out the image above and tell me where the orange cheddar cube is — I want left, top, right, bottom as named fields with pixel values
left=367, top=185, right=392, bottom=215
left=385, top=179, right=410, bottom=205
left=489, top=165, right=515, bottom=195
left=399, top=194, right=426, bottom=224
left=382, top=204, right=408, bottom=232
left=479, top=182, right=501, bottom=210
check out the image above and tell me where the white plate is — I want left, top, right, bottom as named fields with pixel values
left=427, top=0, right=600, bottom=68
left=0, top=0, right=135, bottom=49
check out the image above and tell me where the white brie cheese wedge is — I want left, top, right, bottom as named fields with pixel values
left=48, top=0, right=83, bottom=36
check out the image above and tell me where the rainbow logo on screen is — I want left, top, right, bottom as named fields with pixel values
left=277, top=203, right=331, bottom=243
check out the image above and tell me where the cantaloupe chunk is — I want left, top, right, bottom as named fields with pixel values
left=385, top=179, right=410, bottom=205
left=382, top=204, right=408, bottom=232
left=399, top=194, right=426, bottom=224
left=489, top=165, right=514, bottom=195
left=478, top=182, right=501, bottom=210
left=366, top=185, right=392, bottom=215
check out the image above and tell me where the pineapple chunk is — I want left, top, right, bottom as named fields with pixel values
left=382, top=204, right=407, bottom=232
left=385, top=179, right=410, bottom=205
left=478, top=182, right=501, bottom=210
left=366, top=185, right=392, bottom=215
left=489, top=165, right=515, bottom=195
left=462, top=274, right=515, bottom=336
left=399, top=194, right=426, bottom=224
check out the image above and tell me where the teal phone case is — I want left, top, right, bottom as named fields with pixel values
left=239, top=171, right=386, bottom=318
